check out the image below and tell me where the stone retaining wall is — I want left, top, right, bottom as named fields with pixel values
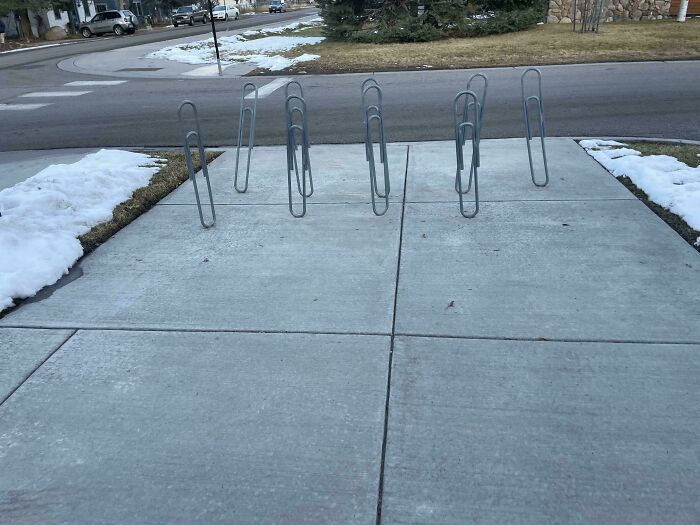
left=548, top=0, right=671, bottom=22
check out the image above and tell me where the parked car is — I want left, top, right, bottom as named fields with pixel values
left=80, top=10, right=137, bottom=37
left=269, top=0, right=287, bottom=13
left=172, top=5, right=209, bottom=27
left=211, top=4, right=239, bottom=21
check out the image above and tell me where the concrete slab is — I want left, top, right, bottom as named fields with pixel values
left=405, top=138, right=633, bottom=203
left=382, top=336, right=700, bottom=524
left=0, top=330, right=389, bottom=523
left=0, top=328, right=73, bottom=402
left=1, top=203, right=401, bottom=333
left=395, top=200, right=700, bottom=343
left=0, top=149, right=96, bottom=191
left=162, top=144, right=407, bottom=206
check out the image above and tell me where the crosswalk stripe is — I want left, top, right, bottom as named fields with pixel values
left=183, top=65, right=230, bottom=77
left=20, top=91, right=92, bottom=98
left=247, top=77, right=291, bottom=99
left=64, top=81, right=128, bottom=86
left=0, top=103, right=52, bottom=111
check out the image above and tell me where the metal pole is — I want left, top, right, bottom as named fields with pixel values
left=208, top=0, right=223, bottom=77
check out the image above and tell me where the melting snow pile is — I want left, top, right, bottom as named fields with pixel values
left=581, top=139, right=700, bottom=245
left=0, top=150, right=163, bottom=311
left=146, top=19, right=324, bottom=71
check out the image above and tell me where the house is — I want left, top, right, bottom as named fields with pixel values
left=1, top=1, right=95, bottom=39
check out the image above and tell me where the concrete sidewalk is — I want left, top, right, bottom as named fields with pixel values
left=1, top=139, right=700, bottom=523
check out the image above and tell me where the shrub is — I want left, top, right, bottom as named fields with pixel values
left=318, top=0, right=547, bottom=43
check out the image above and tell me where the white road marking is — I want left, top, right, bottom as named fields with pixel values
left=64, top=80, right=128, bottom=86
left=20, top=91, right=92, bottom=97
left=247, top=77, right=291, bottom=99
left=0, top=103, right=52, bottom=111
left=183, top=64, right=231, bottom=77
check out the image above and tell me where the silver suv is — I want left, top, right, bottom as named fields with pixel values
left=80, top=10, right=137, bottom=37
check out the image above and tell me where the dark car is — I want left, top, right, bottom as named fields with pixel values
left=80, top=10, right=137, bottom=37
left=269, top=0, right=287, bottom=12
left=172, top=5, right=209, bottom=26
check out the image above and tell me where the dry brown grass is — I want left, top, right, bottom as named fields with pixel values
left=276, top=19, right=700, bottom=75
left=626, top=141, right=700, bottom=168
left=78, top=151, right=220, bottom=254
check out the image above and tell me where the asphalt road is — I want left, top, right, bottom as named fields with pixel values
left=0, top=8, right=317, bottom=70
left=1, top=17, right=699, bottom=151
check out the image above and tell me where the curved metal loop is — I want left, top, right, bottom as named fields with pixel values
left=284, top=80, right=304, bottom=100
left=362, top=84, right=387, bottom=166
left=455, top=74, right=488, bottom=194
left=453, top=91, right=480, bottom=218
left=285, top=94, right=313, bottom=199
left=285, top=94, right=312, bottom=217
left=521, top=68, right=549, bottom=187
left=178, top=101, right=215, bottom=228
left=234, top=82, right=258, bottom=193
left=366, top=113, right=390, bottom=216
left=361, top=77, right=379, bottom=94
left=361, top=77, right=381, bottom=153
left=361, top=81, right=390, bottom=213
left=466, top=72, right=488, bottom=127
left=286, top=125, right=307, bottom=218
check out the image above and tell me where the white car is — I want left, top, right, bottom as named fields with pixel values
left=211, top=5, right=239, bottom=21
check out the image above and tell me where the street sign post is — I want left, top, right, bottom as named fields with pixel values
left=207, top=0, right=223, bottom=76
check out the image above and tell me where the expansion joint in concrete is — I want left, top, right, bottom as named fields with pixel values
left=375, top=145, right=411, bottom=525
left=0, top=325, right=391, bottom=337
left=0, top=329, right=77, bottom=407
left=394, top=332, right=700, bottom=346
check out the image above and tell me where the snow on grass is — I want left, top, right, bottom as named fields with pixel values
left=581, top=139, right=700, bottom=245
left=146, top=19, right=324, bottom=71
left=241, top=16, right=322, bottom=36
left=0, top=150, right=163, bottom=311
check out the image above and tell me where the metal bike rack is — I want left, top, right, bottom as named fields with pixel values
left=233, top=82, right=258, bottom=193
left=521, top=68, right=549, bottom=187
left=456, top=73, right=488, bottom=194
left=454, top=90, right=481, bottom=218
left=177, top=100, right=216, bottom=228
left=362, top=78, right=390, bottom=216
left=285, top=79, right=305, bottom=99
left=285, top=92, right=312, bottom=218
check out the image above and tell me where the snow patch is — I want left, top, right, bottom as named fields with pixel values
left=0, top=150, right=163, bottom=311
left=580, top=139, right=700, bottom=245
left=146, top=18, right=324, bottom=71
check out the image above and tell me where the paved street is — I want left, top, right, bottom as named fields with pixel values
left=2, top=139, right=699, bottom=522
left=0, top=8, right=317, bottom=70
left=1, top=18, right=700, bottom=150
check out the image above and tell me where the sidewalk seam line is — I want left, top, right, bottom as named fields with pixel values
left=0, top=328, right=77, bottom=408
left=394, top=332, right=700, bottom=346
left=375, top=144, right=410, bottom=525
left=0, top=325, right=391, bottom=337
left=1, top=326, right=694, bottom=345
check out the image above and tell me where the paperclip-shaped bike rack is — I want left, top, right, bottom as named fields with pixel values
left=521, top=68, right=549, bottom=187
left=285, top=93, right=312, bottom=218
left=177, top=100, right=216, bottom=228
left=285, top=80, right=313, bottom=199
left=454, top=91, right=480, bottom=218
left=362, top=79, right=390, bottom=216
left=234, top=82, right=257, bottom=193
left=285, top=79, right=304, bottom=99
left=456, top=73, right=488, bottom=194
